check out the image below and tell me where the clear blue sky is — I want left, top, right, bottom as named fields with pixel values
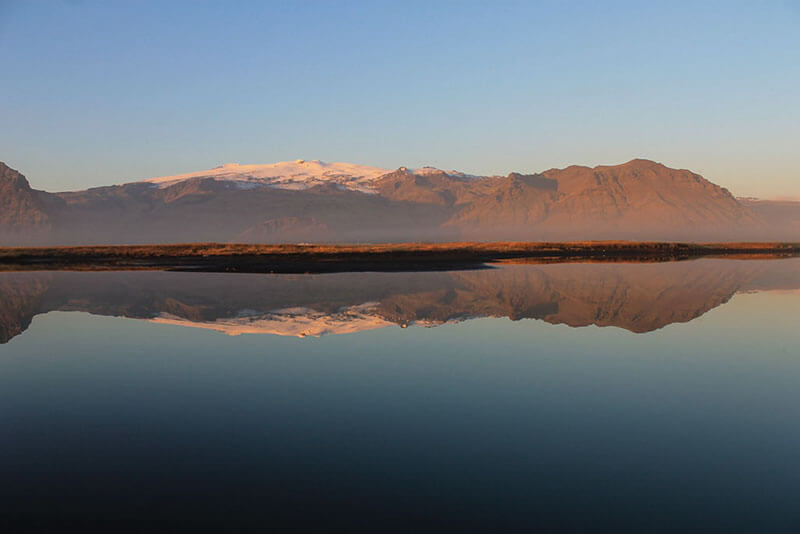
left=1, top=0, right=798, bottom=197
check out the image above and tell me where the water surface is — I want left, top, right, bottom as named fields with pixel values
left=1, top=259, right=799, bottom=530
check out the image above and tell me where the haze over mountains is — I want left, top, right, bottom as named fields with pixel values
left=1, top=159, right=798, bottom=245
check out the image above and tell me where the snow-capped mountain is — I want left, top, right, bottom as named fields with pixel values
left=1, top=158, right=792, bottom=245
left=141, top=160, right=485, bottom=193
left=409, top=166, right=485, bottom=180
left=143, top=160, right=392, bottom=193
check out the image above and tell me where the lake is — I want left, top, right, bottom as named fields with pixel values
left=1, top=258, right=799, bottom=530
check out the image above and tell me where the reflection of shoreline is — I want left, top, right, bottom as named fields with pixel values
left=1, top=258, right=798, bottom=342
left=493, top=253, right=800, bottom=265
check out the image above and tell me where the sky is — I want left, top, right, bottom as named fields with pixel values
left=1, top=0, right=798, bottom=197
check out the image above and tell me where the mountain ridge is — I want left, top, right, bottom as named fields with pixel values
left=1, top=158, right=796, bottom=244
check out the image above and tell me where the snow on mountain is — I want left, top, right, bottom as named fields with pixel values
left=141, top=160, right=485, bottom=193
left=412, top=166, right=486, bottom=180
left=143, top=160, right=392, bottom=193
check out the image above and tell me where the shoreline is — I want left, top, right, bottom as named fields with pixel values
left=0, top=241, right=798, bottom=273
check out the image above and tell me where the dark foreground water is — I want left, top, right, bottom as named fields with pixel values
left=1, top=258, right=799, bottom=530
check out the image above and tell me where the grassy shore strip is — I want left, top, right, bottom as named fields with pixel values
left=0, top=242, right=798, bottom=273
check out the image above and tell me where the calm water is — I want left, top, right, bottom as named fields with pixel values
left=1, top=259, right=799, bottom=530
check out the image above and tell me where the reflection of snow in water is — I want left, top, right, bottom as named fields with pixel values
left=148, top=301, right=463, bottom=338
left=149, top=302, right=395, bottom=338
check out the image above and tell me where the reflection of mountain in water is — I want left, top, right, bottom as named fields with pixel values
left=1, top=259, right=798, bottom=343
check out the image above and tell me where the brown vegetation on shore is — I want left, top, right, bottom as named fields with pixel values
left=0, top=241, right=797, bottom=273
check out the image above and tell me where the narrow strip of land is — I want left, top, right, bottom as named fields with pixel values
left=0, top=242, right=798, bottom=273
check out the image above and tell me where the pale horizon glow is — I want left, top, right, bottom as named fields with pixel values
left=1, top=1, right=798, bottom=198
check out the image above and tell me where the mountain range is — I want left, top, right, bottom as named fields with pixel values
left=1, top=158, right=798, bottom=244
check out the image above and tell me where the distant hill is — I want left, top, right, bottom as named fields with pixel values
left=0, top=159, right=795, bottom=244
left=739, top=198, right=800, bottom=240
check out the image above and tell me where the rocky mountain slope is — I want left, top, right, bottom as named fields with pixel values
left=0, top=159, right=794, bottom=244
left=0, top=163, right=57, bottom=239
